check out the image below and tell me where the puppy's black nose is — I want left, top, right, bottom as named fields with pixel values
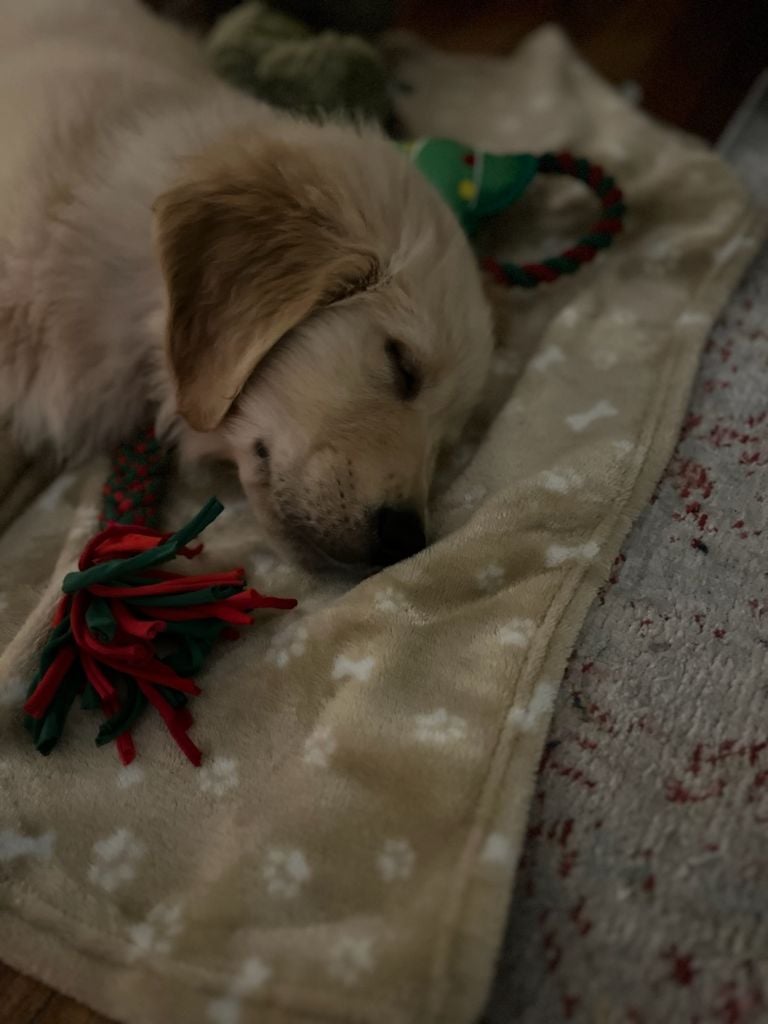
left=373, top=505, right=426, bottom=566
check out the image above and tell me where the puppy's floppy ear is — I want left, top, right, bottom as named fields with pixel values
left=153, top=161, right=380, bottom=431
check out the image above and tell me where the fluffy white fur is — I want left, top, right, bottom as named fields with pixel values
left=0, top=0, right=495, bottom=568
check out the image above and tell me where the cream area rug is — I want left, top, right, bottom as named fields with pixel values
left=0, top=25, right=761, bottom=1024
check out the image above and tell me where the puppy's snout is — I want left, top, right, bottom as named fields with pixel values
left=372, top=505, right=426, bottom=567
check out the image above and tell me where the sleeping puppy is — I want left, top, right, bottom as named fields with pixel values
left=0, top=0, right=494, bottom=570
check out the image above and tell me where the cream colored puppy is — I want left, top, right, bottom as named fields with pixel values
left=0, top=0, right=494, bottom=569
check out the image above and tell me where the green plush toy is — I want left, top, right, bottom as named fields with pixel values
left=402, top=139, right=540, bottom=237
left=208, top=0, right=392, bottom=123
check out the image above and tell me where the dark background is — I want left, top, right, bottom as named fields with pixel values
left=148, top=0, right=768, bottom=141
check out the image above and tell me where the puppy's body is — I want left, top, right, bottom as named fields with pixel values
left=0, top=0, right=272, bottom=455
left=0, top=0, right=494, bottom=568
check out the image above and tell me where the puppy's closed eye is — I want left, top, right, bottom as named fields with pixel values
left=385, top=338, right=421, bottom=401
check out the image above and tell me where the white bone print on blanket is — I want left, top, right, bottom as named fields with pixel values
left=545, top=540, right=600, bottom=567
left=566, top=400, right=618, bottom=432
left=539, top=468, right=584, bottom=493
left=332, top=654, right=376, bottom=683
left=0, top=829, right=55, bottom=862
left=499, top=618, right=536, bottom=648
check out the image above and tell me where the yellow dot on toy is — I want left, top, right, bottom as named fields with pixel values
left=457, top=178, right=477, bottom=201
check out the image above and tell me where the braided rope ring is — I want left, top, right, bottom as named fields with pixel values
left=100, top=426, right=169, bottom=528
left=482, top=151, right=626, bottom=288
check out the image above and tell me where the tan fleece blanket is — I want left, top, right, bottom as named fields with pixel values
left=0, top=26, right=761, bottom=1024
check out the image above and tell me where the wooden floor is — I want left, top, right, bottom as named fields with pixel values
left=2, top=2, right=766, bottom=1022
left=0, top=962, right=98, bottom=1024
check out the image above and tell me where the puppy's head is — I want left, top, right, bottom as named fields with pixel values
left=154, top=123, right=494, bottom=571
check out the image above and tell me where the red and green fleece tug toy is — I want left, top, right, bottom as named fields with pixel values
left=24, top=428, right=296, bottom=766
left=23, top=138, right=625, bottom=766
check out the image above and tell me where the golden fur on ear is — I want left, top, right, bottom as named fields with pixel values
left=153, top=149, right=380, bottom=431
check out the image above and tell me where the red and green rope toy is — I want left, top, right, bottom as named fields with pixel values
left=404, top=140, right=626, bottom=287
left=481, top=152, right=626, bottom=288
left=24, top=427, right=296, bottom=767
